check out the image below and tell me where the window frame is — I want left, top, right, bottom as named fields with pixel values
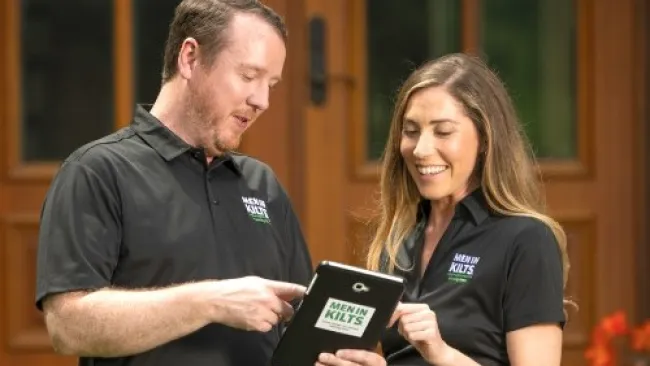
left=0, top=0, right=133, bottom=182
left=347, top=0, right=595, bottom=182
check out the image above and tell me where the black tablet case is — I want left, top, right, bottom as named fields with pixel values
left=271, top=261, right=405, bottom=366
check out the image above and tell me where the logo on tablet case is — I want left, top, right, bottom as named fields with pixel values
left=447, top=253, right=480, bottom=283
left=314, top=298, right=376, bottom=337
left=352, top=282, right=369, bottom=292
left=241, top=196, right=270, bottom=224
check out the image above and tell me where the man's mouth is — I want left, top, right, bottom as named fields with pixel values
left=416, top=165, right=448, bottom=175
left=233, top=115, right=251, bottom=127
left=234, top=115, right=250, bottom=123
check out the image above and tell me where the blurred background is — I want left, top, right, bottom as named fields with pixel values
left=0, top=0, right=647, bottom=365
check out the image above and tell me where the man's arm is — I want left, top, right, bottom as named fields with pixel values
left=37, top=160, right=305, bottom=358
left=43, top=284, right=211, bottom=357
left=43, top=277, right=305, bottom=357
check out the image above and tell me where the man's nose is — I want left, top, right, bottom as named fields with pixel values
left=248, top=86, right=270, bottom=112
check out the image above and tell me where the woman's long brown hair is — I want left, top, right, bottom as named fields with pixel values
left=366, top=53, right=574, bottom=313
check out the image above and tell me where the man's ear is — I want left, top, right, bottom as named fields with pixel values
left=178, top=37, right=200, bottom=80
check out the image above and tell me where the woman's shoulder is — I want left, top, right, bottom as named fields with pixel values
left=479, top=214, right=559, bottom=260
left=488, top=214, right=555, bottom=239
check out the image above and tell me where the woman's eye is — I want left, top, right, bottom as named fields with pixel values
left=436, top=130, right=453, bottom=136
left=402, top=129, right=418, bottom=137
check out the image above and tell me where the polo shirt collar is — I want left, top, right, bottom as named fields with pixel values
left=387, top=188, right=490, bottom=271
left=131, top=104, right=242, bottom=175
left=132, top=104, right=189, bottom=161
left=417, top=187, right=490, bottom=226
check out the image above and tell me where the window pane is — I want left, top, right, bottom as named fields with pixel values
left=133, top=0, right=179, bottom=105
left=366, top=0, right=462, bottom=161
left=21, top=0, right=114, bottom=161
left=481, top=0, right=577, bottom=159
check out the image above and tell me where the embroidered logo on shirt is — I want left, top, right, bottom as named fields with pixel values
left=242, top=196, right=270, bottom=224
left=447, top=253, right=480, bottom=283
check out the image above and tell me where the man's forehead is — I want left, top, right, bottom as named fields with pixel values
left=228, top=12, right=281, bottom=42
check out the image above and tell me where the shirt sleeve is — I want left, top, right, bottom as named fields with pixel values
left=281, top=191, right=313, bottom=288
left=503, top=219, right=566, bottom=332
left=35, top=160, right=122, bottom=310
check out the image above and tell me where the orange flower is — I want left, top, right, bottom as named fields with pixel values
left=601, top=311, right=628, bottom=337
left=631, top=321, right=650, bottom=352
left=585, top=342, right=615, bottom=366
left=585, top=311, right=650, bottom=366
left=591, top=327, right=612, bottom=344
left=585, top=327, right=616, bottom=366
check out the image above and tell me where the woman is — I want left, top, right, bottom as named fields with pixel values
left=316, top=53, right=570, bottom=366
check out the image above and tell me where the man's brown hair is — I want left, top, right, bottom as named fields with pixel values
left=161, top=0, right=287, bottom=83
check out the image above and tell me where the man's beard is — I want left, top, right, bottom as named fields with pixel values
left=185, top=85, right=242, bottom=157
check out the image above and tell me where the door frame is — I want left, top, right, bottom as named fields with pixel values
left=635, top=0, right=650, bottom=322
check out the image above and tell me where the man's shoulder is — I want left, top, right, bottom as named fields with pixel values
left=230, top=152, right=278, bottom=181
left=230, top=153, right=288, bottom=200
left=60, top=127, right=140, bottom=176
left=230, top=152, right=274, bottom=171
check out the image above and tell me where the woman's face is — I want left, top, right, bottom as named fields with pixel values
left=399, top=86, right=480, bottom=202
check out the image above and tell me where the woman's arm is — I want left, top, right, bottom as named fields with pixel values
left=506, top=324, right=563, bottom=366
left=501, top=220, right=566, bottom=366
left=429, top=344, right=480, bottom=366
left=432, top=323, right=562, bottom=366
left=390, top=303, right=480, bottom=366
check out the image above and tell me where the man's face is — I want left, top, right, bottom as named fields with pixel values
left=185, top=13, right=286, bottom=156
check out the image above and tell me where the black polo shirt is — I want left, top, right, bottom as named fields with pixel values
left=381, top=189, right=565, bottom=366
left=35, top=105, right=313, bottom=366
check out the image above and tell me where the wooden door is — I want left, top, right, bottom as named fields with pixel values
left=301, top=0, right=643, bottom=365
left=0, top=0, right=300, bottom=365
left=0, top=0, right=140, bottom=363
left=0, top=0, right=119, bottom=364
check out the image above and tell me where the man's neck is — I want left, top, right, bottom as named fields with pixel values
left=149, top=81, right=227, bottom=163
left=150, top=82, right=201, bottom=148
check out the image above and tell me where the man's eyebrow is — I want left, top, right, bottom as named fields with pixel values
left=239, top=63, right=282, bottom=82
left=239, top=63, right=263, bottom=72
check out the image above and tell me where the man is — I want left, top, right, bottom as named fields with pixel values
left=34, top=1, right=313, bottom=365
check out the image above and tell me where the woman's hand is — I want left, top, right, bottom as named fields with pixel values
left=315, top=349, right=386, bottom=366
left=391, top=303, right=452, bottom=364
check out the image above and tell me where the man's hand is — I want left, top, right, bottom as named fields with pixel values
left=204, top=276, right=306, bottom=332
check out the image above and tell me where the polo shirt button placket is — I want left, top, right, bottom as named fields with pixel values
left=205, top=169, right=219, bottom=206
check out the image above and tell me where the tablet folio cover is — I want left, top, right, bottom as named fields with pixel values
left=271, top=261, right=405, bottom=366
